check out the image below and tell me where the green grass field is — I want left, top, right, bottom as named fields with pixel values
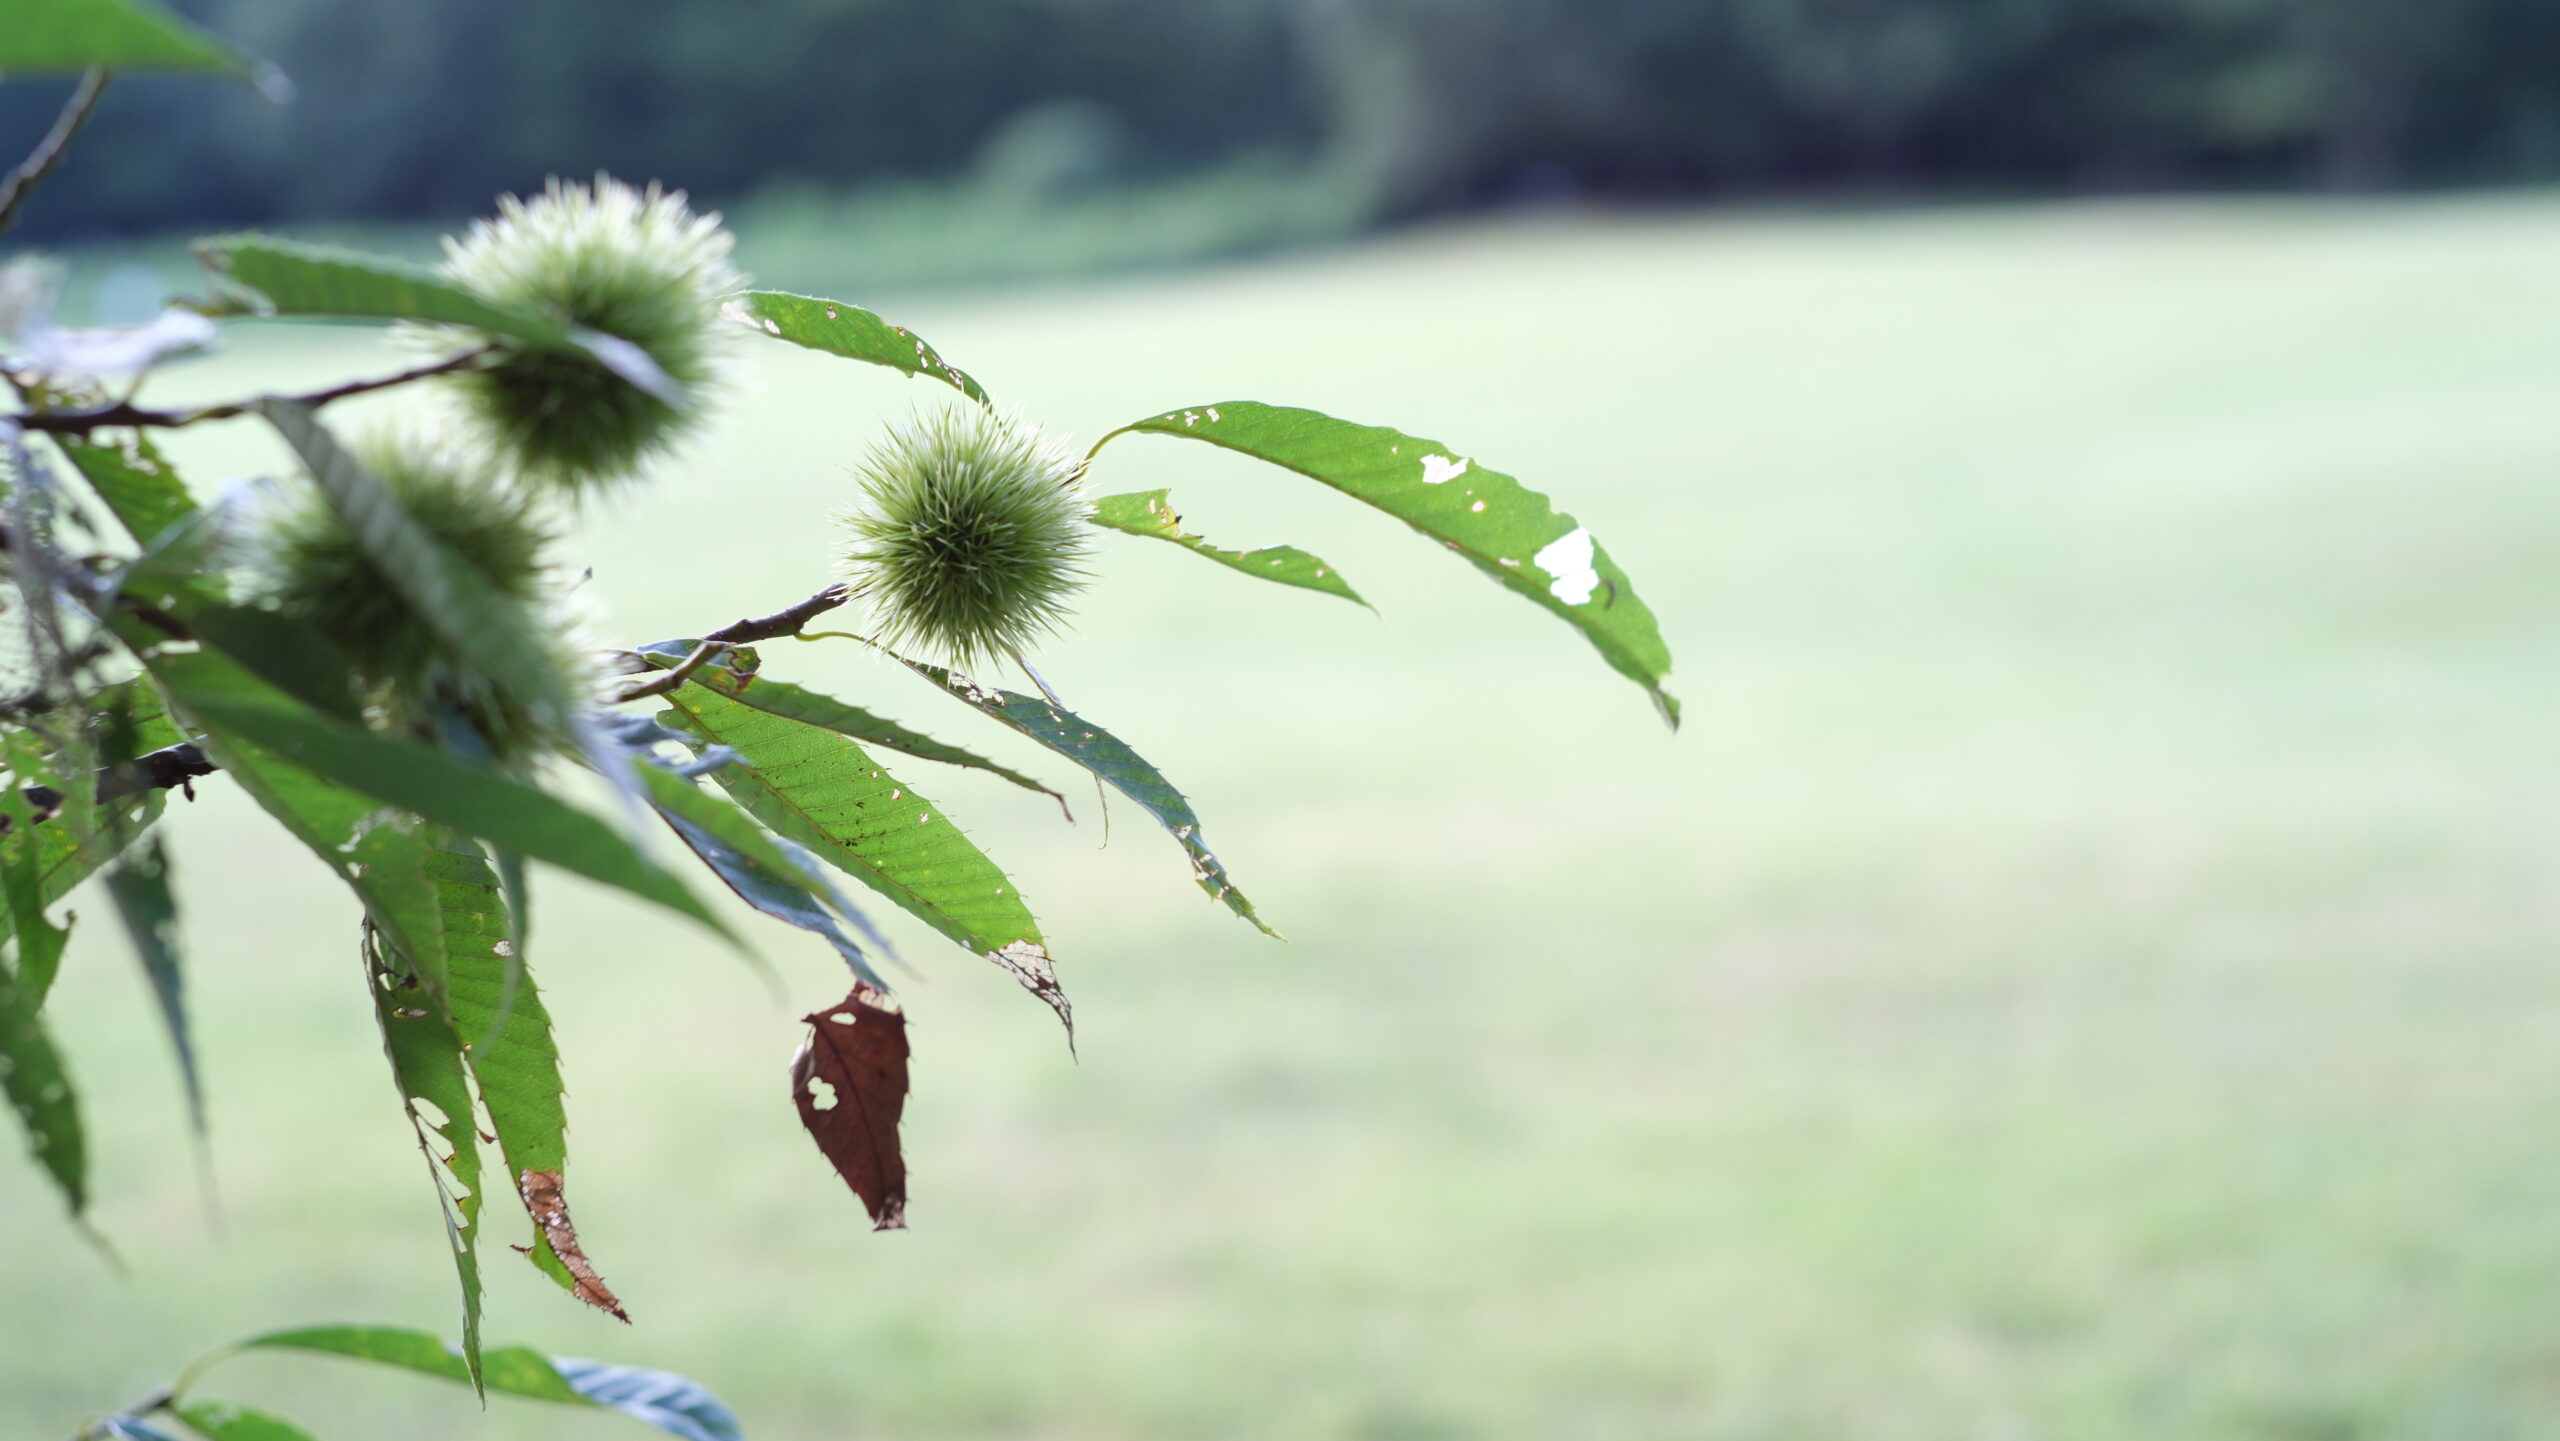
left=9, top=194, right=2560, bottom=1440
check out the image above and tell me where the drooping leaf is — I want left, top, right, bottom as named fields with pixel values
left=655, top=683, right=1070, bottom=1031
left=1095, top=402, right=1678, bottom=726
left=414, top=836, right=626, bottom=1321
left=900, top=661, right=1277, bottom=937
left=224, top=1326, right=744, bottom=1439
left=641, top=765, right=889, bottom=992
left=172, top=1401, right=321, bottom=1441
left=1088, top=488, right=1368, bottom=609
left=792, top=984, right=910, bottom=1230
left=0, top=949, right=82, bottom=1218
left=0, top=754, right=76, bottom=1004
left=200, top=241, right=676, bottom=401
left=730, top=291, right=986, bottom=403
left=0, top=0, right=263, bottom=79
left=103, top=832, right=203, bottom=1136
left=149, top=646, right=730, bottom=936
left=632, top=641, right=1065, bottom=813
left=364, top=928, right=485, bottom=1392
left=256, top=401, right=578, bottom=729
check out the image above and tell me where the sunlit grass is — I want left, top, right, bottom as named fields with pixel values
left=9, top=193, right=2560, bottom=1440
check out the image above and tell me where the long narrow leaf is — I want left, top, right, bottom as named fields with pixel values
left=900, top=661, right=1277, bottom=937
left=0, top=0, right=267, bottom=79
left=218, top=1326, right=744, bottom=1439
left=731, top=290, right=986, bottom=403
left=633, top=641, right=1064, bottom=813
left=421, top=837, right=626, bottom=1321
left=0, top=948, right=83, bottom=1218
left=655, top=683, right=1070, bottom=1031
left=1088, top=488, right=1368, bottom=609
left=103, top=833, right=203, bottom=1136
left=364, top=931, right=486, bottom=1393
left=172, top=1402, right=321, bottom=1441
left=202, top=240, right=675, bottom=401
left=1094, top=402, right=1678, bottom=727
left=149, top=646, right=729, bottom=937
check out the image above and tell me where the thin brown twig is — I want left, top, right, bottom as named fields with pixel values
left=5, top=347, right=494, bottom=435
left=701, top=583, right=852, bottom=644
left=609, top=640, right=724, bottom=703
left=0, top=67, right=111, bottom=238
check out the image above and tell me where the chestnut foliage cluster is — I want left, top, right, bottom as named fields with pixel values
left=1, top=4, right=1674, bottom=1438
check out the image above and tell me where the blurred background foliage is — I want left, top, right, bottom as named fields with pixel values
left=8, top=0, right=2560, bottom=268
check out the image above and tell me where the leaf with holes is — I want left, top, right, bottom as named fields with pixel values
left=792, top=985, right=910, bottom=1229
left=1088, top=488, right=1367, bottom=609
left=655, top=683, right=1068, bottom=1030
left=418, top=837, right=624, bottom=1322
left=900, top=661, right=1276, bottom=937
left=365, top=930, right=486, bottom=1391
left=632, top=641, right=1065, bottom=813
left=1094, top=402, right=1677, bottom=726
left=730, top=291, right=986, bottom=403
left=0, top=948, right=82, bottom=1219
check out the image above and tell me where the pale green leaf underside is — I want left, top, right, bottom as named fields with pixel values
left=657, top=683, right=1042, bottom=959
left=1097, top=402, right=1678, bottom=727
left=1088, top=488, right=1368, bottom=609
left=900, top=661, right=1277, bottom=938
left=733, top=290, right=987, bottom=403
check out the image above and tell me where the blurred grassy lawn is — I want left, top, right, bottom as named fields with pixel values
left=10, top=195, right=2560, bottom=1440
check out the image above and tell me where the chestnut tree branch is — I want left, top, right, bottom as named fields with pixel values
left=5, top=347, right=494, bottom=435
left=0, top=67, right=110, bottom=238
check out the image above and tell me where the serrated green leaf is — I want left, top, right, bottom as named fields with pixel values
left=0, top=0, right=261, bottom=78
left=656, top=685, right=1038, bottom=954
left=1088, top=488, right=1368, bottom=609
left=222, top=1326, right=744, bottom=1438
left=0, top=946, right=83, bottom=1217
left=633, top=641, right=1064, bottom=813
left=732, top=290, right=986, bottom=403
left=364, top=931, right=486, bottom=1394
left=1096, top=402, right=1678, bottom=727
left=149, top=646, right=729, bottom=938
left=103, top=832, right=202, bottom=1136
left=656, top=683, right=1071, bottom=1030
left=173, top=1401, right=321, bottom=1441
left=201, top=241, right=676, bottom=402
left=255, top=401, right=577, bottom=731
left=901, top=661, right=1277, bottom=937
left=417, top=837, right=625, bottom=1318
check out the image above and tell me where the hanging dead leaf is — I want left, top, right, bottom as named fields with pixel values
left=989, top=940, right=1074, bottom=1053
left=516, top=1168, right=629, bottom=1322
left=791, top=984, right=909, bottom=1230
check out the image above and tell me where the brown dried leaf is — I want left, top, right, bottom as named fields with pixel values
left=989, top=940, right=1074, bottom=1053
left=516, top=1168, right=629, bottom=1322
left=791, top=985, right=909, bottom=1230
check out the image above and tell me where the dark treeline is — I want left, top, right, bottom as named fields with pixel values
left=9, top=0, right=2560, bottom=237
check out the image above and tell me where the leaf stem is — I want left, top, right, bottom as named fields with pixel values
left=0, top=67, right=111, bottom=238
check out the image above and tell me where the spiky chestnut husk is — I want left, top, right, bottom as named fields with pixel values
left=437, top=175, right=742, bottom=494
left=840, top=404, right=1092, bottom=671
left=249, top=431, right=588, bottom=764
